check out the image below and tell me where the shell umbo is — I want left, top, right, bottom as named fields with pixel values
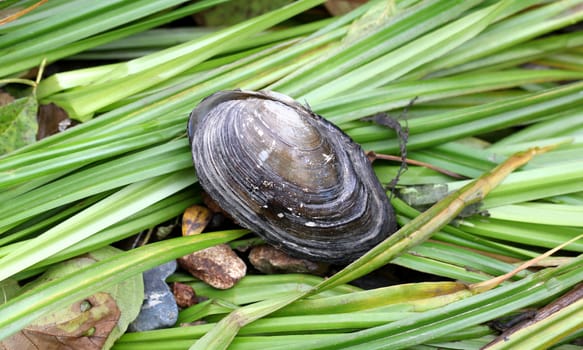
left=188, top=90, right=397, bottom=263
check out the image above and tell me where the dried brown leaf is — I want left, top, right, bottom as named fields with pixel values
left=182, top=205, right=212, bottom=236
left=0, top=293, right=120, bottom=350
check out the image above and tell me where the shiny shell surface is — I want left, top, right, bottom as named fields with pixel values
left=188, top=90, right=397, bottom=263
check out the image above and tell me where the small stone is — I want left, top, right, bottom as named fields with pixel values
left=249, top=245, right=329, bottom=275
left=178, top=244, right=246, bottom=290
left=128, top=260, right=178, bottom=332
left=172, top=282, right=197, bottom=308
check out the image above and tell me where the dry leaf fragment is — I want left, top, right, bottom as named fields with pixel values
left=0, top=247, right=143, bottom=350
left=0, top=0, right=47, bottom=25
left=182, top=205, right=213, bottom=236
left=0, top=293, right=120, bottom=350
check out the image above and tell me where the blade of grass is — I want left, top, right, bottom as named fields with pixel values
left=493, top=109, right=583, bottom=146
left=458, top=218, right=583, bottom=252
left=0, top=117, right=184, bottom=171
left=0, top=140, right=192, bottom=232
left=484, top=284, right=583, bottom=349
left=453, top=160, right=583, bottom=208
left=0, top=192, right=110, bottom=247
left=0, top=169, right=196, bottom=282
left=401, top=240, right=528, bottom=280
left=0, top=122, right=184, bottom=189
left=487, top=203, right=583, bottom=227
left=271, top=0, right=483, bottom=97
left=183, top=274, right=359, bottom=307
left=301, top=0, right=512, bottom=103
left=6, top=190, right=201, bottom=272
left=38, top=18, right=330, bottom=97
left=45, top=0, right=326, bottom=120
left=76, top=18, right=333, bottom=61
left=429, top=31, right=583, bottom=77
left=391, top=197, right=540, bottom=259
left=413, top=0, right=583, bottom=77
left=394, top=254, right=495, bottom=283
left=317, top=69, right=583, bottom=125
left=359, top=82, right=583, bottom=153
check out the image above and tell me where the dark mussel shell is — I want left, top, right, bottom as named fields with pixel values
left=188, top=90, right=397, bottom=263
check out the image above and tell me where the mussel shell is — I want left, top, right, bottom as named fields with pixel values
left=188, top=90, right=397, bottom=263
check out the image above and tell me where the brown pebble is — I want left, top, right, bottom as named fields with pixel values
left=178, top=244, right=246, bottom=290
left=172, top=282, right=198, bottom=308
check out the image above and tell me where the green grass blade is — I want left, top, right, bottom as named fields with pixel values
left=417, top=0, right=583, bottom=76
left=430, top=31, right=583, bottom=77
left=0, top=170, right=195, bottom=282
left=45, top=0, right=326, bottom=119
left=360, top=82, right=583, bottom=153
left=318, top=69, right=583, bottom=125
left=271, top=0, right=482, bottom=97
left=280, top=256, right=583, bottom=349
left=5, top=0, right=228, bottom=80
left=485, top=287, right=583, bottom=349
left=301, top=0, right=512, bottom=103
left=0, top=141, right=192, bottom=234
left=0, top=0, right=204, bottom=76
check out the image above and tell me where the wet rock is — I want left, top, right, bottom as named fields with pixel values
left=178, top=244, right=246, bottom=289
left=128, top=260, right=178, bottom=332
left=249, top=245, right=329, bottom=275
left=172, top=282, right=197, bottom=309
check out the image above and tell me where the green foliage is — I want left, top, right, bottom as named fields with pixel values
left=0, top=0, right=582, bottom=349
left=0, top=96, right=38, bottom=155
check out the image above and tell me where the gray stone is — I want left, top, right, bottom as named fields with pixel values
left=128, top=260, right=178, bottom=332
